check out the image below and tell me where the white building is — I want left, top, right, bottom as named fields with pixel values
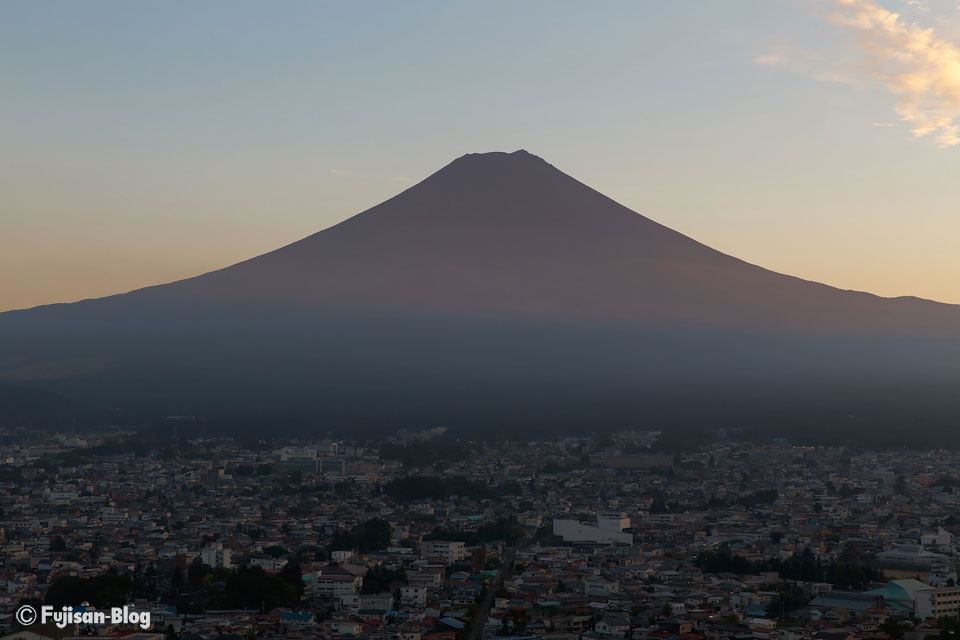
left=338, top=593, right=362, bottom=613
left=360, top=593, right=394, bottom=612
left=280, top=446, right=318, bottom=460
left=597, top=512, right=631, bottom=532
left=47, top=491, right=78, bottom=505
left=642, top=513, right=681, bottom=526
left=553, top=513, right=633, bottom=544
left=921, top=528, right=952, bottom=548
left=401, top=585, right=427, bottom=608
left=421, top=540, right=466, bottom=563
left=248, top=556, right=286, bottom=570
left=583, top=577, right=620, bottom=597
left=331, top=550, right=355, bottom=563
left=200, top=543, right=232, bottom=568
left=876, top=544, right=947, bottom=569
left=916, top=586, right=960, bottom=620
left=329, top=621, right=362, bottom=636
left=310, top=573, right=362, bottom=597
left=408, top=568, right=444, bottom=588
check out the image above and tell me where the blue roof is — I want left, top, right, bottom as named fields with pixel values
left=810, top=590, right=914, bottom=612
left=866, top=579, right=930, bottom=603
left=439, top=617, right=466, bottom=629
left=281, top=611, right=313, bottom=622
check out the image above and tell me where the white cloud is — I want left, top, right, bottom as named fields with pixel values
left=871, top=121, right=898, bottom=125
left=328, top=168, right=352, bottom=176
left=822, top=0, right=960, bottom=147
left=391, top=176, right=414, bottom=184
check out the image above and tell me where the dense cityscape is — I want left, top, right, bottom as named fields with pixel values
left=3, top=427, right=960, bottom=640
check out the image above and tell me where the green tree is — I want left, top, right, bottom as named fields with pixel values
left=45, top=571, right=131, bottom=608
left=204, top=566, right=299, bottom=611
left=187, top=556, right=209, bottom=586
left=361, top=566, right=406, bottom=593
left=263, top=545, right=289, bottom=558
left=329, top=518, right=392, bottom=553
left=280, top=560, right=304, bottom=597
left=895, top=475, right=908, bottom=494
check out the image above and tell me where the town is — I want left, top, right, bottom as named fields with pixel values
left=2, top=426, right=960, bottom=640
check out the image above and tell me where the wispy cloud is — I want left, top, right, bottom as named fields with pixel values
left=754, top=53, right=786, bottom=66
left=821, top=0, right=960, bottom=147
left=752, top=48, right=862, bottom=85
left=391, top=176, right=414, bottom=184
left=328, top=168, right=352, bottom=176
left=871, top=121, right=898, bottom=125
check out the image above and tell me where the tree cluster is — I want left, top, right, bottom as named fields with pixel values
left=423, top=518, right=525, bottom=545
left=45, top=571, right=132, bottom=609
left=696, top=546, right=879, bottom=588
left=383, top=476, right=496, bottom=502
left=329, top=518, right=392, bottom=553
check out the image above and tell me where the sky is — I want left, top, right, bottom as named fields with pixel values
left=3, top=0, right=960, bottom=312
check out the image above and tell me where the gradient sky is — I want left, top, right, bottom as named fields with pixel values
left=4, top=0, right=960, bottom=312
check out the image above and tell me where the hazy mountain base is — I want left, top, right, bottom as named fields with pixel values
left=2, top=308, right=960, bottom=445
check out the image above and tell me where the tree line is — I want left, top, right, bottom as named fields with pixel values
left=696, top=546, right=879, bottom=589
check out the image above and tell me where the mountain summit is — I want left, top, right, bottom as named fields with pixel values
left=2, top=151, right=959, bottom=435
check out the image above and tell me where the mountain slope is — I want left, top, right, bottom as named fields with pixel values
left=1, top=150, right=959, bottom=435
left=91, top=150, right=959, bottom=332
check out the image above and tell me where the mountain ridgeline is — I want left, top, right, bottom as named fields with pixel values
left=2, top=151, right=960, bottom=441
